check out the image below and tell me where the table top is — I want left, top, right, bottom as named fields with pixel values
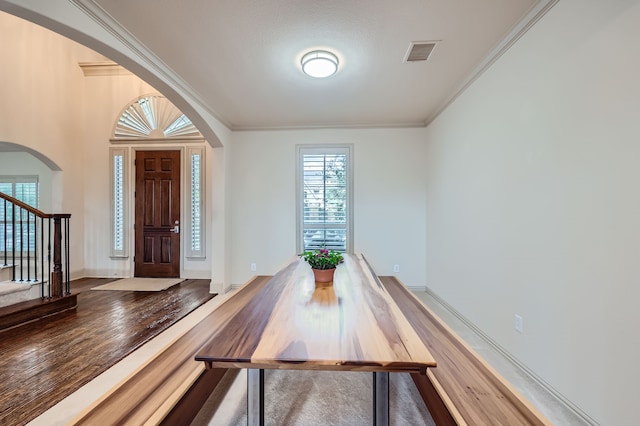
left=195, top=253, right=436, bottom=373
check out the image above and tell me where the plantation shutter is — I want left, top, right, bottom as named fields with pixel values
left=300, top=147, right=349, bottom=252
left=112, top=154, right=125, bottom=254
left=0, top=176, right=39, bottom=252
left=186, top=147, right=205, bottom=258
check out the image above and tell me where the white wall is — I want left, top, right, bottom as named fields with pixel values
left=0, top=12, right=95, bottom=278
left=81, top=71, right=153, bottom=278
left=229, top=128, right=428, bottom=287
left=423, top=1, right=640, bottom=424
left=209, top=145, right=230, bottom=293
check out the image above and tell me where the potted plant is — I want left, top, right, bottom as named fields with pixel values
left=299, top=247, right=344, bottom=283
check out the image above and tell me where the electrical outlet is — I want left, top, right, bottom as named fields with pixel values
left=250, top=263, right=256, bottom=272
left=514, top=314, right=524, bottom=334
left=393, top=264, right=400, bottom=273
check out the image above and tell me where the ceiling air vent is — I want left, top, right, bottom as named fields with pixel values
left=404, top=41, right=437, bottom=63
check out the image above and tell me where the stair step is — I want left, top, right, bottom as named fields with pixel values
left=0, top=265, right=13, bottom=281
left=0, top=280, right=48, bottom=308
left=0, top=281, right=29, bottom=295
left=0, top=282, right=31, bottom=308
left=0, top=293, right=78, bottom=331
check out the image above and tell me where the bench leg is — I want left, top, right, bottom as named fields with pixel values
left=373, top=372, right=389, bottom=426
left=247, top=369, right=265, bottom=426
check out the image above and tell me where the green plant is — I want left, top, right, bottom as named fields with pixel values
left=299, top=247, right=344, bottom=270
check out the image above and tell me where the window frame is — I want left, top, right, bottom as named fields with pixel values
left=109, top=147, right=129, bottom=258
left=185, top=146, right=205, bottom=259
left=296, top=144, right=353, bottom=254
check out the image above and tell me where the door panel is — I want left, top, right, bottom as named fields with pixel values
left=135, top=150, right=180, bottom=277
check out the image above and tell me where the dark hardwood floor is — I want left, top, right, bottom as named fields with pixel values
left=0, top=277, right=215, bottom=426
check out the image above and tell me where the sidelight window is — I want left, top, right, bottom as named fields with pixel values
left=186, top=147, right=205, bottom=258
left=110, top=148, right=128, bottom=258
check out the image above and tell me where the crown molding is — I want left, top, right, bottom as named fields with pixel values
left=78, top=61, right=130, bottom=76
left=424, top=0, right=560, bottom=127
left=70, top=0, right=232, bottom=129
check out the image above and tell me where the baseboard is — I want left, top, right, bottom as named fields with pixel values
left=424, top=287, right=599, bottom=426
left=208, top=281, right=224, bottom=294
left=406, top=285, right=426, bottom=292
left=70, top=269, right=85, bottom=281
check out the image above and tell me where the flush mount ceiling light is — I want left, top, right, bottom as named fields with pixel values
left=301, top=50, right=339, bottom=78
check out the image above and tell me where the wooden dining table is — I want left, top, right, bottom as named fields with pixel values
left=195, top=253, right=437, bottom=425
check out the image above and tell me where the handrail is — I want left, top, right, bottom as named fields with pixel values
left=1, top=191, right=72, bottom=299
left=0, top=192, right=70, bottom=219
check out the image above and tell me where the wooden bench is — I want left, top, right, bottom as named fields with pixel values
left=378, top=276, right=552, bottom=426
left=71, top=274, right=551, bottom=425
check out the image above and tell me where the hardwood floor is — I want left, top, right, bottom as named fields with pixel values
left=0, top=277, right=214, bottom=426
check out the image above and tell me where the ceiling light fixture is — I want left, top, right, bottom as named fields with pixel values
left=301, top=50, right=339, bottom=78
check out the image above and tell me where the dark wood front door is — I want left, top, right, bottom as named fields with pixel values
left=134, top=150, right=181, bottom=277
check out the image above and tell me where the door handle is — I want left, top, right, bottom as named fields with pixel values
left=173, top=225, right=180, bottom=233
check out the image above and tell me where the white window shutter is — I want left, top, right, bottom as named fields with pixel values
left=298, top=146, right=351, bottom=253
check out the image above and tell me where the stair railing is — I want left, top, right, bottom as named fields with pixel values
left=0, top=192, right=71, bottom=298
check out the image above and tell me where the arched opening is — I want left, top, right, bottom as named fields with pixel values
left=0, top=2, right=223, bottom=148
left=0, top=141, right=62, bottom=213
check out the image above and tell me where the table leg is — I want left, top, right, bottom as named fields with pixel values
left=247, top=368, right=265, bottom=426
left=373, top=372, right=389, bottom=426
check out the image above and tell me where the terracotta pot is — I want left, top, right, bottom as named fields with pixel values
left=312, top=268, right=335, bottom=284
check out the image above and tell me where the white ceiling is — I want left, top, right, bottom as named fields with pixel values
left=2, top=0, right=553, bottom=131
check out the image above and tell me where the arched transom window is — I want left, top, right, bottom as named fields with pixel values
left=113, top=95, right=202, bottom=140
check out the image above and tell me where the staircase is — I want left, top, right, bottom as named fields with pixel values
left=0, top=192, right=73, bottom=328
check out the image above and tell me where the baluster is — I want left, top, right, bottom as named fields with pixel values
left=26, top=211, right=31, bottom=282
left=12, top=203, right=16, bottom=281
left=40, top=216, right=45, bottom=299
left=65, top=217, right=70, bottom=294
left=48, top=217, right=52, bottom=298
left=34, top=214, right=38, bottom=284
left=19, top=206, right=23, bottom=281
left=3, top=198, right=7, bottom=267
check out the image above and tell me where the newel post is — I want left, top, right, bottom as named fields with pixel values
left=51, top=215, right=63, bottom=297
